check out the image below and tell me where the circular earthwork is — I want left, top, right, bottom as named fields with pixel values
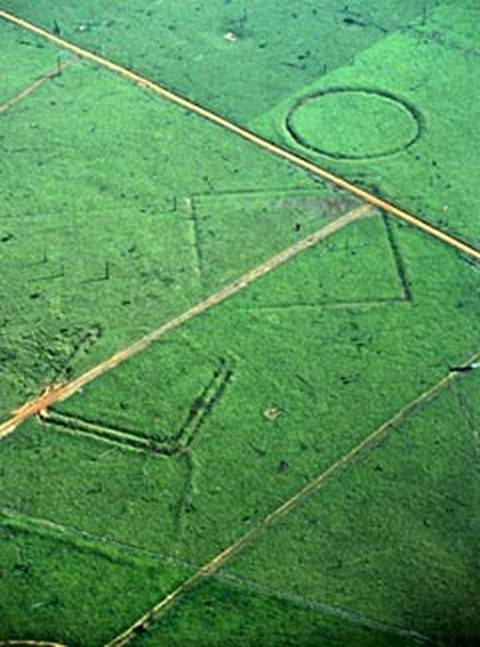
left=285, top=87, right=423, bottom=160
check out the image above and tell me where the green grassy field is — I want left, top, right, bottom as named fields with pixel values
left=1, top=26, right=362, bottom=419
left=254, top=7, right=480, bottom=245
left=0, top=1, right=479, bottom=646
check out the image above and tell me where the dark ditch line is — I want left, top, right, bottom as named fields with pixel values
left=241, top=212, right=413, bottom=311
left=190, top=187, right=341, bottom=199
left=242, top=298, right=411, bottom=311
left=0, top=258, right=108, bottom=287
left=285, top=86, right=424, bottom=161
left=0, top=507, right=429, bottom=646
left=185, top=197, right=204, bottom=282
left=172, top=358, right=233, bottom=448
left=105, top=353, right=479, bottom=646
left=37, top=359, right=233, bottom=457
left=451, top=380, right=479, bottom=458
left=189, top=187, right=359, bottom=206
left=382, top=214, right=414, bottom=302
left=37, top=410, right=177, bottom=457
left=32, top=263, right=65, bottom=282
left=80, top=260, right=111, bottom=284
left=0, top=197, right=178, bottom=222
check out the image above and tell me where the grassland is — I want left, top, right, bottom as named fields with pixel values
left=225, top=369, right=480, bottom=645
left=254, top=2, right=480, bottom=245
left=0, top=1, right=479, bottom=646
left=0, top=21, right=63, bottom=105
left=1, top=216, right=479, bottom=643
left=2, top=1, right=477, bottom=246
left=0, top=517, right=192, bottom=645
left=0, top=0, right=438, bottom=123
left=130, top=578, right=418, bottom=647
left=0, top=22, right=361, bottom=420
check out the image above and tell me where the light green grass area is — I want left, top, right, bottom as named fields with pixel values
left=1, top=219, right=478, bottom=641
left=286, top=89, right=420, bottom=160
left=0, top=31, right=361, bottom=420
left=3, top=1, right=476, bottom=244
left=0, top=21, right=66, bottom=104
left=1, top=1, right=479, bottom=645
left=254, top=2, right=480, bottom=243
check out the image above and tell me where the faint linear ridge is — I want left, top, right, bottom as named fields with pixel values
left=0, top=204, right=370, bottom=441
left=0, top=58, right=75, bottom=115
left=105, top=350, right=479, bottom=646
left=0, top=506, right=193, bottom=570
left=0, top=507, right=429, bottom=646
left=220, top=573, right=431, bottom=644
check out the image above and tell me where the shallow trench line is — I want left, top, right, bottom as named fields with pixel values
left=0, top=58, right=74, bottom=115
left=1, top=11, right=478, bottom=645
left=105, top=352, right=478, bottom=647
left=0, top=204, right=371, bottom=440
left=1, top=10, right=479, bottom=262
left=0, top=507, right=429, bottom=645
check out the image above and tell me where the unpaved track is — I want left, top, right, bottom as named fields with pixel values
left=0, top=204, right=371, bottom=440
left=1, top=10, right=478, bottom=646
left=1, top=10, right=479, bottom=261
left=106, top=353, right=477, bottom=646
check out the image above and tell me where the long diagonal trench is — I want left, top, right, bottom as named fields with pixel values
left=105, top=352, right=479, bottom=647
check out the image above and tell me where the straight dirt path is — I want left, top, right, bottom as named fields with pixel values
left=0, top=204, right=372, bottom=439
left=1, top=10, right=479, bottom=261
left=2, top=11, right=478, bottom=647
left=105, top=351, right=478, bottom=646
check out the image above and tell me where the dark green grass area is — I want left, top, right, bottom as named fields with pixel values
left=0, top=416, right=191, bottom=558
left=0, top=520, right=192, bottom=645
left=225, top=370, right=480, bottom=645
left=0, top=41, right=361, bottom=420
left=255, top=1, right=480, bottom=244
left=130, top=578, right=419, bottom=647
left=0, top=0, right=436, bottom=122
